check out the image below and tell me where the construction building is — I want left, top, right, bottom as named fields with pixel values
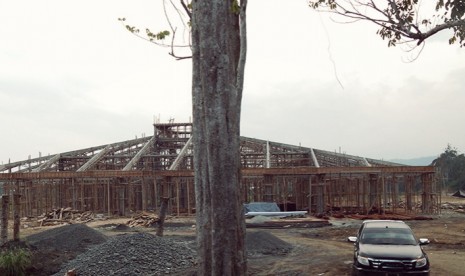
left=0, top=121, right=439, bottom=217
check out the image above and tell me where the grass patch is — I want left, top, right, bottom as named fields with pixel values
left=0, top=247, right=32, bottom=276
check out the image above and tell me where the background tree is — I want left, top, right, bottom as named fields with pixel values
left=309, top=0, right=465, bottom=49
left=433, top=144, right=465, bottom=192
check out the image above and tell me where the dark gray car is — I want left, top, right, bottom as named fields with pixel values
left=348, top=220, right=430, bottom=276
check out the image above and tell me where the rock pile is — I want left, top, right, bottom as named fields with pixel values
left=54, top=232, right=197, bottom=275
left=26, top=223, right=108, bottom=252
left=246, top=230, right=293, bottom=256
left=25, top=222, right=293, bottom=275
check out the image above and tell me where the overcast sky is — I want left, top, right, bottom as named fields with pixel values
left=1, top=0, right=464, bottom=164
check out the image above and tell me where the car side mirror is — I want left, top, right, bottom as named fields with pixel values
left=348, top=236, right=357, bottom=243
left=419, top=238, right=430, bottom=245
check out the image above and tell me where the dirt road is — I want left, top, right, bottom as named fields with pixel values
left=17, top=197, right=465, bottom=275
left=248, top=213, right=465, bottom=275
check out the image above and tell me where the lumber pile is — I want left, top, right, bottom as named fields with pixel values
left=37, top=208, right=99, bottom=226
left=127, top=212, right=160, bottom=228
left=442, top=202, right=465, bottom=213
left=246, top=217, right=330, bottom=229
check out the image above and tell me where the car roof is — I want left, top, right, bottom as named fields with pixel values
left=362, top=220, right=410, bottom=229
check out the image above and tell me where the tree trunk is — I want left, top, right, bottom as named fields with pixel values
left=156, top=197, right=170, bottom=237
left=191, top=0, right=247, bottom=275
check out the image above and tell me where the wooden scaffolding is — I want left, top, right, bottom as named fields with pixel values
left=0, top=122, right=439, bottom=217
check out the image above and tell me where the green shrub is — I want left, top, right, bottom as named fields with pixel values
left=0, top=248, right=32, bottom=276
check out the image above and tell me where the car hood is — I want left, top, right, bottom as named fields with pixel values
left=359, top=244, right=424, bottom=259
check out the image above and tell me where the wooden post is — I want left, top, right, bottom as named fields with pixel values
left=156, top=197, right=170, bottom=237
left=107, top=180, right=111, bottom=217
left=119, top=187, right=125, bottom=216
left=80, top=179, right=85, bottom=211
left=1, top=195, right=10, bottom=244
left=308, top=175, right=312, bottom=215
left=93, top=179, right=98, bottom=212
left=13, top=194, right=21, bottom=241
left=315, top=174, right=326, bottom=215
left=176, top=179, right=180, bottom=216
left=187, top=178, right=191, bottom=215
left=141, top=178, right=147, bottom=212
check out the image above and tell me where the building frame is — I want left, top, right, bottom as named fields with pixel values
left=0, top=122, right=439, bottom=217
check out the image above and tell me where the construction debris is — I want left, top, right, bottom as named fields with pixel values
left=126, top=212, right=160, bottom=227
left=346, top=213, right=433, bottom=221
left=441, top=202, right=465, bottom=213
left=246, top=216, right=330, bottom=229
left=36, top=208, right=101, bottom=226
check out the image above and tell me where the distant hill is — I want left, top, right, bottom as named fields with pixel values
left=389, top=156, right=436, bottom=166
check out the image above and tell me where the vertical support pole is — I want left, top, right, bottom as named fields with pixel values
left=406, top=175, right=413, bottom=212
left=308, top=175, right=312, bottom=215
left=368, top=174, right=378, bottom=214
left=422, top=173, right=432, bottom=214
left=141, top=178, right=147, bottom=212
left=154, top=178, right=158, bottom=212
left=80, top=179, right=85, bottom=211
left=164, top=176, right=171, bottom=215
left=176, top=178, right=180, bottom=216
left=283, top=177, right=287, bottom=211
left=38, top=181, right=42, bottom=216
left=263, top=175, right=273, bottom=202
left=393, top=174, right=399, bottom=210
left=93, top=178, right=98, bottom=212
left=382, top=175, right=387, bottom=215
left=25, top=182, right=30, bottom=217
left=72, top=178, right=76, bottom=210
left=119, top=186, right=125, bottom=216
left=1, top=195, right=9, bottom=245
left=316, top=174, right=325, bottom=215
left=13, top=194, right=21, bottom=242
left=187, top=178, right=191, bottom=216
left=128, top=179, right=133, bottom=212
left=327, top=176, right=332, bottom=212
left=107, top=180, right=111, bottom=217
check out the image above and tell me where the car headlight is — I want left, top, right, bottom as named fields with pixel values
left=416, top=257, right=427, bottom=268
left=357, top=255, right=370, bottom=266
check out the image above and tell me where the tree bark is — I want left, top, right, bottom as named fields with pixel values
left=191, top=0, right=247, bottom=275
left=156, top=197, right=170, bottom=237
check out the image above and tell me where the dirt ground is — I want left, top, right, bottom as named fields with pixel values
left=247, top=215, right=465, bottom=276
left=14, top=196, right=465, bottom=275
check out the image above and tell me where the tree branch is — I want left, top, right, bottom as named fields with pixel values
left=180, top=0, right=192, bottom=19
left=309, top=0, right=465, bottom=47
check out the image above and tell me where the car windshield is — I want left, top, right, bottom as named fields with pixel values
left=360, top=227, right=417, bottom=245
